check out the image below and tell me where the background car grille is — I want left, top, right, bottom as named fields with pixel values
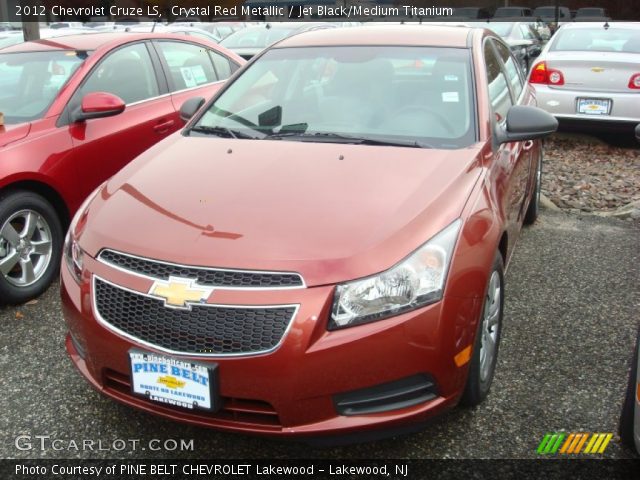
left=94, top=278, right=296, bottom=355
left=98, top=249, right=304, bottom=288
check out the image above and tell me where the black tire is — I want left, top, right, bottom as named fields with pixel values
left=619, top=329, right=639, bottom=451
left=524, top=149, right=543, bottom=225
left=461, top=251, right=505, bottom=407
left=0, top=190, right=63, bottom=304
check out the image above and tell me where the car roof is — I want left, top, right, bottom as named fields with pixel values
left=558, top=22, right=639, bottom=30
left=0, top=32, right=209, bottom=53
left=276, top=25, right=472, bottom=48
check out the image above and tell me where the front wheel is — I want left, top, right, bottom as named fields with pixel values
left=0, top=190, right=63, bottom=304
left=460, top=251, right=504, bottom=407
left=524, top=149, right=543, bottom=225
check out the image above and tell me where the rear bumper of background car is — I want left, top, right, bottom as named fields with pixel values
left=534, top=85, right=640, bottom=128
left=61, top=253, right=481, bottom=439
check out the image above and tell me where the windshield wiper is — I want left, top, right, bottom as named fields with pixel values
left=188, top=126, right=257, bottom=140
left=264, top=132, right=433, bottom=149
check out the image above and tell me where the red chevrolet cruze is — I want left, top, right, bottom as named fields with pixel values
left=61, top=26, right=557, bottom=440
left=0, top=32, right=243, bottom=303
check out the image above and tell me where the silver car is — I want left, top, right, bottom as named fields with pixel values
left=529, top=22, right=640, bottom=134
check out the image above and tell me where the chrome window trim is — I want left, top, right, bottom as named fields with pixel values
left=124, top=80, right=225, bottom=107
left=92, top=275, right=300, bottom=358
left=97, top=248, right=307, bottom=290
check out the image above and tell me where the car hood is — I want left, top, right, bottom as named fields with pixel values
left=0, top=122, right=31, bottom=148
left=81, top=135, right=483, bottom=286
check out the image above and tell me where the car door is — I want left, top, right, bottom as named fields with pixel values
left=63, top=41, right=176, bottom=201
left=484, top=39, right=531, bottom=260
left=152, top=40, right=240, bottom=115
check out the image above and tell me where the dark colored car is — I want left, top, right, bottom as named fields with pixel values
left=620, top=325, right=640, bottom=455
left=475, top=21, right=544, bottom=71
left=493, top=7, right=533, bottom=19
left=0, top=33, right=244, bottom=304
left=61, top=25, right=556, bottom=439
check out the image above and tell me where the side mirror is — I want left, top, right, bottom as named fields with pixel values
left=72, top=92, right=125, bottom=122
left=635, top=124, right=640, bottom=143
left=496, top=105, right=558, bottom=144
left=180, top=97, right=205, bottom=122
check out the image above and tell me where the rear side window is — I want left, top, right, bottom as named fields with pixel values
left=155, top=41, right=218, bottom=90
left=210, top=51, right=232, bottom=80
left=492, top=39, right=524, bottom=101
left=82, top=43, right=158, bottom=104
left=484, top=41, right=512, bottom=121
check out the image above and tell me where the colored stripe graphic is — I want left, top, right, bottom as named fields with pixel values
left=538, top=433, right=613, bottom=455
left=537, top=433, right=565, bottom=454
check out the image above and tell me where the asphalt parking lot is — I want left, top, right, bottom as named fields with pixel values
left=0, top=209, right=638, bottom=459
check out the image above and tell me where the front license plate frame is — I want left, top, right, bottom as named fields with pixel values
left=577, top=98, right=612, bottom=116
left=129, top=349, right=219, bottom=412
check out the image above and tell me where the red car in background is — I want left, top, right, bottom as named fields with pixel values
left=0, top=33, right=244, bottom=303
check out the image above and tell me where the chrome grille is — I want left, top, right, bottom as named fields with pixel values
left=98, top=249, right=304, bottom=288
left=93, top=278, right=297, bottom=356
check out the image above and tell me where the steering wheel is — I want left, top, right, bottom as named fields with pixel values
left=388, top=106, right=456, bottom=136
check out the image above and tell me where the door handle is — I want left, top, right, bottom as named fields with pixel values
left=154, top=120, right=175, bottom=134
left=522, top=140, right=534, bottom=151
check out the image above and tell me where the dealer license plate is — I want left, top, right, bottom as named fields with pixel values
left=577, top=98, right=611, bottom=116
left=129, top=350, right=217, bottom=411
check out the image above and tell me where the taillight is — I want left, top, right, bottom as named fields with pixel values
left=629, top=73, right=640, bottom=89
left=529, top=61, right=565, bottom=86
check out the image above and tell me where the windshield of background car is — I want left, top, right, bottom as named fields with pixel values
left=220, top=27, right=296, bottom=49
left=486, top=23, right=515, bottom=37
left=551, top=27, right=640, bottom=53
left=194, top=46, right=475, bottom=149
left=0, top=50, right=85, bottom=124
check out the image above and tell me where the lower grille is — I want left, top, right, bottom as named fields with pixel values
left=94, top=277, right=297, bottom=356
left=104, top=369, right=281, bottom=427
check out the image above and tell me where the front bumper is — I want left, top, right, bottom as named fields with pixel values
left=61, top=253, right=482, bottom=438
left=533, top=85, right=640, bottom=128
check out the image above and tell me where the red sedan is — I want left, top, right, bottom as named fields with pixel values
left=0, top=33, right=243, bottom=303
left=61, top=26, right=556, bottom=440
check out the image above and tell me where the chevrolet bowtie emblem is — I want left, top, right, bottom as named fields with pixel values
left=591, top=67, right=605, bottom=73
left=149, top=277, right=213, bottom=309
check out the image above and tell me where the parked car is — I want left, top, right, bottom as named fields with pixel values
left=0, top=33, right=244, bottom=304
left=197, top=22, right=246, bottom=40
left=533, top=5, right=572, bottom=22
left=620, top=326, right=640, bottom=455
left=125, top=25, right=222, bottom=43
left=61, top=25, right=556, bottom=438
left=471, top=21, right=544, bottom=71
left=575, top=8, right=610, bottom=21
left=493, top=7, right=533, bottom=18
left=220, top=22, right=334, bottom=60
left=452, top=7, right=492, bottom=19
left=528, top=22, right=640, bottom=135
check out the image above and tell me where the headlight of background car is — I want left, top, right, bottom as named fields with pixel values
left=330, top=219, right=461, bottom=330
left=63, top=183, right=104, bottom=283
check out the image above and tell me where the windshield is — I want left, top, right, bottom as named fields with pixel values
left=0, top=51, right=85, bottom=124
left=193, top=46, right=475, bottom=149
left=220, top=27, right=295, bottom=49
left=552, top=28, right=640, bottom=53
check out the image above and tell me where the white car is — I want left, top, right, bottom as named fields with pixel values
left=528, top=22, right=640, bottom=136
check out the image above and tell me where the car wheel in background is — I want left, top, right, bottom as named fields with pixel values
left=619, top=328, right=639, bottom=454
left=0, top=190, right=63, bottom=304
left=524, top=149, right=543, bottom=225
left=461, top=251, right=504, bottom=406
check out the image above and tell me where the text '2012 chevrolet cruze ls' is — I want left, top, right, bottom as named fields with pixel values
left=61, top=26, right=557, bottom=440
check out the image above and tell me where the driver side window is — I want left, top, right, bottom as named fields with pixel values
left=81, top=43, right=159, bottom=105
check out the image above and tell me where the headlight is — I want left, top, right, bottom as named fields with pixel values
left=63, top=183, right=104, bottom=283
left=330, top=219, right=461, bottom=330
